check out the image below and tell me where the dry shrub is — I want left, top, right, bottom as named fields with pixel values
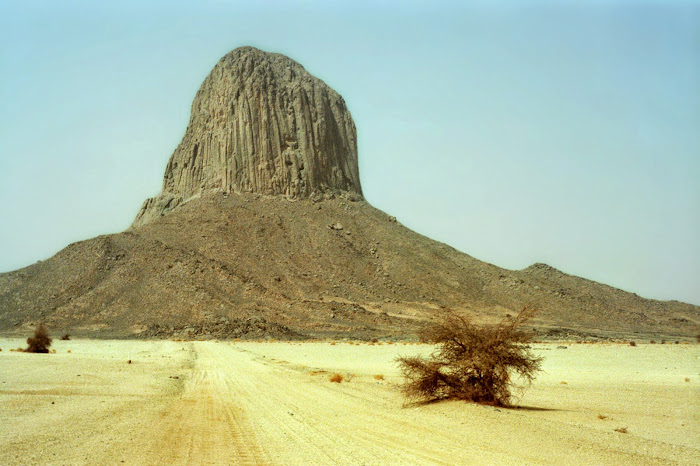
left=629, top=341, right=636, bottom=347
left=26, top=324, right=52, bottom=353
left=685, top=377, right=690, bottom=382
left=60, top=334, right=71, bottom=341
left=614, top=427, right=628, bottom=434
left=329, top=373, right=344, bottom=383
left=374, top=374, right=385, bottom=380
left=396, top=307, right=542, bottom=407
left=597, top=414, right=608, bottom=420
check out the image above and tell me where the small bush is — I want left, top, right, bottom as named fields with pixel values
left=374, top=374, right=385, bottom=380
left=629, top=341, right=636, bottom=347
left=614, top=427, right=628, bottom=434
left=60, top=334, right=71, bottom=341
left=597, top=414, right=608, bottom=420
left=396, top=307, right=542, bottom=406
left=26, top=324, right=52, bottom=353
left=329, top=373, right=344, bottom=383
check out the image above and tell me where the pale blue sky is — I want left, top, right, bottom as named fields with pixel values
left=1, top=0, right=698, bottom=304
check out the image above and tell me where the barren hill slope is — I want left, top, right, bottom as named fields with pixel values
left=1, top=47, right=697, bottom=339
left=1, top=192, right=697, bottom=339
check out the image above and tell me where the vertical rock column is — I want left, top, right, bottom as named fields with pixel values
left=133, top=46, right=363, bottom=228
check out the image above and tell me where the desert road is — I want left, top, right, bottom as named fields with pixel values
left=1, top=339, right=698, bottom=464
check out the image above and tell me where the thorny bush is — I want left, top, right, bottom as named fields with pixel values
left=26, top=324, right=52, bottom=353
left=396, top=307, right=542, bottom=406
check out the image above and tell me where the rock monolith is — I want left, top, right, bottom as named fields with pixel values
left=134, top=46, right=362, bottom=226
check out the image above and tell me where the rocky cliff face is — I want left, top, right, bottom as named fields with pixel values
left=134, top=47, right=362, bottom=227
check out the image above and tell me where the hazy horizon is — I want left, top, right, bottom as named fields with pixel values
left=1, top=0, right=698, bottom=305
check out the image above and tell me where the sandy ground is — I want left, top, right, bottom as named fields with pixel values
left=0, top=339, right=697, bottom=465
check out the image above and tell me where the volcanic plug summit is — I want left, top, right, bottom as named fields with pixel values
left=134, top=47, right=362, bottom=227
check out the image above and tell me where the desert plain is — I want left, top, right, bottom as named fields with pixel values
left=0, top=338, right=697, bottom=465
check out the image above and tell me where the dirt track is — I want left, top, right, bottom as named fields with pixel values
left=1, top=339, right=698, bottom=464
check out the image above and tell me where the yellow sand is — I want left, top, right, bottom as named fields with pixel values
left=0, top=339, right=697, bottom=465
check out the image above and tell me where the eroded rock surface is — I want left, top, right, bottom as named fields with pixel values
left=134, top=47, right=362, bottom=227
left=2, top=46, right=697, bottom=341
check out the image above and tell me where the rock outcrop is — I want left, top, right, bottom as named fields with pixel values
left=2, top=46, right=698, bottom=340
left=134, top=47, right=362, bottom=227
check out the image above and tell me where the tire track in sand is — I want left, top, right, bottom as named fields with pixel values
left=142, top=343, right=267, bottom=465
left=201, top=343, right=482, bottom=465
